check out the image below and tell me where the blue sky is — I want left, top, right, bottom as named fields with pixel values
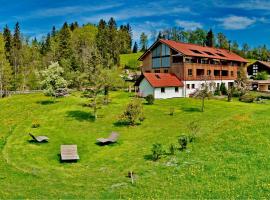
left=0, top=0, right=270, bottom=48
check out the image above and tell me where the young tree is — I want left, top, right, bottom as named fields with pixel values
left=255, top=71, right=269, bottom=80
left=40, top=62, right=67, bottom=99
left=120, top=98, right=144, bottom=126
left=140, top=32, right=148, bottom=52
left=193, top=81, right=215, bottom=112
left=132, top=42, right=138, bottom=53
left=206, top=29, right=214, bottom=47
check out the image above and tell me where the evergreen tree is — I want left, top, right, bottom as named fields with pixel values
left=206, top=29, right=214, bottom=47
left=58, top=22, right=72, bottom=59
left=0, top=34, right=12, bottom=97
left=3, top=25, right=12, bottom=62
left=108, top=17, right=120, bottom=66
left=13, top=22, right=22, bottom=50
left=140, top=32, right=148, bottom=51
left=51, top=26, right=56, bottom=37
left=132, top=42, right=138, bottom=53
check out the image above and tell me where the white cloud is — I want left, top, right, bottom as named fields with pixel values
left=214, top=15, right=256, bottom=30
left=82, top=4, right=191, bottom=23
left=217, top=0, right=270, bottom=10
left=175, top=20, right=203, bottom=30
left=16, top=3, right=123, bottom=20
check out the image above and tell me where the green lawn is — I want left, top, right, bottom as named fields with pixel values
left=0, top=92, right=270, bottom=199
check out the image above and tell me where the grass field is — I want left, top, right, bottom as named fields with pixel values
left=0, top=91, right=270, bottom=199
left=120, top=52, right=143, bottom=69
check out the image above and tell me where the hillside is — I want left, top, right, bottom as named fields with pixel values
left=0, top=92, right=269, bottom=198
left=120, top=52, right=143, bottom=70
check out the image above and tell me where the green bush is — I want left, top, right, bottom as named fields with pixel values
left=169, top=107, right=175, bottom=116
left=187, top=121, right=199, bottom=142
left=255, top=71, right=269, bottom=80
left=31, top=121, right=40, bottom=128
left=220, top=82, right=227, bottom=95
left=214, top=87, right=221, bottom=96
left=178, top=135, right=188, bottom=150
left=239, top=93, right=255, bottom=103
left=168, top=144, right=176, bottom=155
left=145, top=94, right=154, bottom=105
left=151, top=143, right=164, bottom=161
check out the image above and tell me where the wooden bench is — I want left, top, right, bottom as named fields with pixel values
left=61, top=145, right=79, bottom=161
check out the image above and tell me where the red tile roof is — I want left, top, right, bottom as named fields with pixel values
left=139, top=39, right=248, bottom=63
left=143, top=73, right=183, bottom=87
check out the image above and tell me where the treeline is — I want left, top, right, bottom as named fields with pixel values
left=0, top=17, right=132, bottom=93
left=138, top=28, right=270, bottom=61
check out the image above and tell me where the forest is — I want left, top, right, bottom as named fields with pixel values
left=0, top=18, right=269, bottom=95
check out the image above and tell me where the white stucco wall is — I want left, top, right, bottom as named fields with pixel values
left=154, top=87, right=184, bottom=99
left=184, top=80, right=235, bottom=97
left=138, top=78, right=154, bottom=97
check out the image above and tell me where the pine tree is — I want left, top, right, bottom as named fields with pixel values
left=3, top=25, right=12, bottom=62
left=108, top=17, right=120, bottom=66
left=0, top=34, right=12, bottom=97
left=51, top=26, right=56, bottom=37
left=58, top=22, right=72, bottom=59
left=206, top=29, right=214, bottom=47
left=13, top=22, right=22, bottom=50
left=132, top=42, right=138, bottom=53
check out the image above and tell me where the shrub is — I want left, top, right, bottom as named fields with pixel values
left=31, top=121, right=40, bottom=128
left=255, top=71, right=269, bottom=80
left=220, top=82, right=227, bottom=95
left=214, top=87, right=221, bottom=96
left=145, top=94, right=154, bottom=105
left=239, top=93, right=255, bottom=103
left=187, top=121, right=199, bottom=142
left=119, top=98, right=144, bottom=126
left=168, top=144, right=176, bottom=155
left=178, top=135, right=188, bottom=150
left=169, top=107, right=175, bottom=116
left=151, top=143, right=164, bottom=161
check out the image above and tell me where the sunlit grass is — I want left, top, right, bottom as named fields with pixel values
left=0, top=92, right=269, bottom=198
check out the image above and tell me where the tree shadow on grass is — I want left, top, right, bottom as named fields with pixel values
left=113, top=121, right=141, bottom=127
left=181, top=107, right=201, bottom=112
left=36, top=100, right=58, bottom=105
left=66, top=110, right=95, bottom=122
left=144, top=154, right=154, bottom=161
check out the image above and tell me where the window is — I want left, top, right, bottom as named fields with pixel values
left=268, top=85, right=270, bottom=91
left=222, top=70, right=228, bottom=76
left=161, top=87, right=165, bottom=93
left=175, top=87, right=179, bottom=92
left=154, top=70, right=160, bottom=73
left=152, top=44, right=171, bottom=68
left=231, top=71, right=234, bottom=77
left=204, top=51, right=214, bottom=56
left=201, top=59, right=208, bottom=64
left=155, top=74, right=161, bottom=79
left=192, top=84, right=195, bottom=89
left=207, top=70, right=211, bottom=76
left=197, top=69, right=204, bottom=76
left=172, top=56, right=182, bottom=63
left=187, top=84, right=190, bottom=89
left=188, top=69, right=193, bottom=76
left=216, top=53, right=226, bottom=57
left=217, top=83, right=220, bottom=88
left=190, top=49, right=202, bottom=54
left=145, top=70, right=151, bottom=73
left=214, top=70, right=220, bottom=76
left=164, top=69, right=169, bottom=73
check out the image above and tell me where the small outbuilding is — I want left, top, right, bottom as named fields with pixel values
left=251, top=80, right=270, bottom=92
left=135, top=73, right=184, bottom=99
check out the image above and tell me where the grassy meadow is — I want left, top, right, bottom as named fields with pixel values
left=0, top=91, right=270, bottom=199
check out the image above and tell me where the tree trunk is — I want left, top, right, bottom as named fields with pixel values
left=201, top=97, right=205, bottom=112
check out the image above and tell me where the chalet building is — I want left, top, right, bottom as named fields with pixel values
left=247, top=61, right=270, bottom=79
left=135, top=39, right=248, bottom=98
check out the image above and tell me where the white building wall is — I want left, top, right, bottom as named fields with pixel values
left=184, top=80, right=235, bottom=97
left=138, top=78, right=154, bottom=97
left=154, top=87, right=184, bottom=99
